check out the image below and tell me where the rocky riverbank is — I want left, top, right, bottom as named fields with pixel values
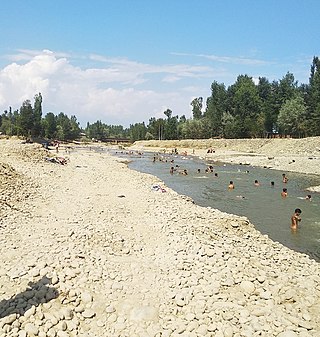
left=1, top=138, right=320, bottom=337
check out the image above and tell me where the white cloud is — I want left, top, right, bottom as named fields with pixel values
left=0, top=50, right=211, bottom=126
left=171, top=52, right=271, bottom=66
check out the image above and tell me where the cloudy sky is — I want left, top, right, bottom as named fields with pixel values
left=0, top=0, right=319, bottom=127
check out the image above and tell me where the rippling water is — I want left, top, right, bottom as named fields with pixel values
left=109, top=150, right=320, bottom=262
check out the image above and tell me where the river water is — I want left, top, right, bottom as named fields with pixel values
left=109, top=149, right=320, bottom=262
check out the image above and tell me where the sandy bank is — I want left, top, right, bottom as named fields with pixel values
left=0, top=138, right=320, bottom=336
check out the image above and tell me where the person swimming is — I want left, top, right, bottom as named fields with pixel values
left=305, top=194, right=312, bottom=201
left=228, top=181, right=235, bottom=189
left=179, top=169, right=188, bottom=175
left=282, top=173, right=288, bottom=183
left=254, top=179, right=260, bottom=186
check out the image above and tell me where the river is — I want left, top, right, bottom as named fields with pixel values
left=110, top=149, right=320, bottom=261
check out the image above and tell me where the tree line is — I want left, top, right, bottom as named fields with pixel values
left=1, top=56, right=320, bottom=142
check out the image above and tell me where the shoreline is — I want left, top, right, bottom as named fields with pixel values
left=1, top=138, right=320, bottom=336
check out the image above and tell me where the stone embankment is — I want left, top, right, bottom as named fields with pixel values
left=0, top=138, right=320, bottom=337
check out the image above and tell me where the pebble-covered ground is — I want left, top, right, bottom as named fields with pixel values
left=0, top=138, right=319, bottom=337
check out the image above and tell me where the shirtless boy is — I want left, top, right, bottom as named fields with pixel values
left=228, top=181, right=235, bottom=189
left=291, top=208, right=302, bottom=230
left=281, top=188, right=288, bottom=198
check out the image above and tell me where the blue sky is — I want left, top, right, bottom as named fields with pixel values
left=0, top=0, right=319, bottom=127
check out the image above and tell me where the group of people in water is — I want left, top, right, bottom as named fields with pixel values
left=150, top=149, right=316, bottom=232
left=153, top=152, right=312, bottom=232
left=227, top=172, right=310, bottom=231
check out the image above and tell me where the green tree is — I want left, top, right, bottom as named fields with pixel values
left=0, top=107, right=18, bottom=136
left=229, top=75, right=262, bottom=138
left=129, top=122, right=146, bottom=141
left=308, top=56, right=320, bottom=135
left=17, top=100, right=34, bottom=138
left=278, top=72, right=298, bottom=105
left=69, top=115, right=81, bottom=140
left=221, top=112, right=236, bottom=138
left=147, top=117, right=165, bottom=140
left=183, top=119, right=208, bottom=139
left=86, top=120, right=107, bottom=140
left=205, top=81, right=227, bottom=137
left=56, top=113, right=72, bottom=141
left=42, top=112, right=57, bottom=139
left=163, top=109, right=178, bottom=140
left=33, top=93, right=43, bottom=137
left=257, top=77, right=274, bottom=133
left=190, top=97, right=203, bottom=120
left=277, top=95, right=307, bottom=137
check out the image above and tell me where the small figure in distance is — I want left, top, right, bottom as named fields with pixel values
left=305, top=194, right=312, bottom=201
left=254, top=179, right=260, bottom=186
left=291, top=208, right=302, bottom=230
left=214, top=172, right=218, bottom=177
left=282, top=173, right=288, bottom=183
left=179, top=169, right=188, bottom=175
left=228, top=181, right=235, bottom=189
left=197, top=168, right=201, bottom=173
left=281, top=188, right=288, bottom=198
left=170, top=166, right=175, bottom=174
left=271, top=181, right=275, bottom=187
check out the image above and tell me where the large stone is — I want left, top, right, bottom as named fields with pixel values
left=24, top=323, right=39, bottom=335
left=81, top=291, right=93, bottom=303
left=82, top=308, right=96, bottom=318
left=240, top=280, right=255, bottom=294
left=129, top=306, right=159, bottom=322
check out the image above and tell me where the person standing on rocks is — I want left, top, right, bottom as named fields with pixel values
left=291, top=208, right=302, bottom=230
